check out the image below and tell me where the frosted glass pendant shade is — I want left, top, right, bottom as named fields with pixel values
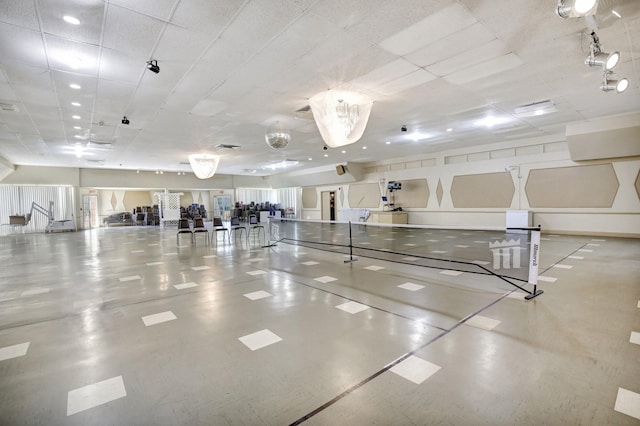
left=188, top=154, right=220, bottom=179
left=309, top=90, right=373, bottom=148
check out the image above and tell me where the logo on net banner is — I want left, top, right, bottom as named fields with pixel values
left=489, top=239, right=522, bottom=269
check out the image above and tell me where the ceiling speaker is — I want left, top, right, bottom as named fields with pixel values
left=336, top=165, right=346, bottom=175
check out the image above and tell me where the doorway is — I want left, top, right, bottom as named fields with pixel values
left=321, top=191, right=336, bottom=221
left=82, top=195, right=98, bottom=229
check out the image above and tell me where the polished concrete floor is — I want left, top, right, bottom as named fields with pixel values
left=0, top=224, right=639, bottom=425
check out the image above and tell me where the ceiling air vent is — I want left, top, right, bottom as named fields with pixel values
left=88, top=141, right=112, bottom=150
left=215, top=144, right=241, bottom=150
left=86, top=159, right=105, bottom=165
left=0, top=102, right=19, bottom=112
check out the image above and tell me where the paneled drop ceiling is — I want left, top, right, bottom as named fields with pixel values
left=0, top=0, right=638, bottom=176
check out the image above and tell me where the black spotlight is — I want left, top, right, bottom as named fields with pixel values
left=121, top=116, right=130, bottom=125
left=146, top=59, right=160, bottom=74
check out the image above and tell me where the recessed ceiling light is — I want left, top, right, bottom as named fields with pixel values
left=74, top=135, right=83, bottom=139
left=72, top=115, right=81, bottom=120
left=71, top=102, right=81, bottom=107
left=385, top=141, right=391, bottom=145
left=341, top=150, right=346, bottom=154
left=324, top=154, right=328, bottom=157
left=362, top=146, right=367, bottom=150
left=446, top=128, right=453, bottom=132
left=308, top=157, right=312, bottom=161
left=63, top=15, right=80, bottom=25
left=73, top=126, right=81, bottom=130
left=69, top=84, right=81, bottom=90
left=475, top=115, right=512, bottom=128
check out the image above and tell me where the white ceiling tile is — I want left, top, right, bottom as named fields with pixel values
left=444, top=53, right=525, bottom=85
left=427, top=39, right=509, bottom=76
left=44, top=35, right=100, bottom=75
left=38, top=0, right=105, bottom=45
left=405, top=22, right=496, bottom=68
left=108, top=0, right=177, bottom=21
left=307, top=0, right=376, bottom=29
left=0, top=23, right=47, bottom=68
left=99, top=48, right=143, bottom=85
left=0, top=0, right=40, bottom=30
left=351, top=58, right=419, bottom=90
left=0, top=83, right=19, bottom=102
left=379, top=2, right=477, bottom=56
left=102, top=4, right=165, bottom=58
left=191, top=99, right=228, bottom=116
left=171, top=0, right=246, bottom=33
left=376, top=69, right=438, bottom=96
left=153, top=24, right=212, bottom=63
left=14, top=87, right=59, bottom=108
left=2, top=63, right=53, bottom=91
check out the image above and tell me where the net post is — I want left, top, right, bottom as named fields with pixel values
left=524, top=225, right=544, bottom=300
left=261, top=216, right=277, bottom=248
left=344, top=220, right=358, bottom=263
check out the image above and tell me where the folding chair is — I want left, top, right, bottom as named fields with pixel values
left=229, top=216, right=246, bottom=243
left=192, top=217, right=209, bottom=246
left=211, top=217, right=229, bottom=244
left=247, top=214, right=265, bottom=245
left=177, top=218, right=192, bottom=244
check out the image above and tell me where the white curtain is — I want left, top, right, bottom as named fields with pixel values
left=0, top=185, right=75, bottom=235
left=235, top=187, right=301, bottom=217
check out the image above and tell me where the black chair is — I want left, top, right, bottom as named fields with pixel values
left=211, top=217, right=229, bottom=244
left=177, top=218, right=192, bottom=244
left=247, top=214, right=265, bottom=245
left=192, top=217, right=208, bottom=246
left=229, top=216, right=246, bottom=243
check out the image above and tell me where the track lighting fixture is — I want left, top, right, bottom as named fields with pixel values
left=600, top=71, right=629, bottom=94
left=556, top=0, right=598, bottom=18
left=146, top=59, right=160, bottom=74
left=121, top=116, right=130, bottom=125
left=585, top=32, right=620, bottom=70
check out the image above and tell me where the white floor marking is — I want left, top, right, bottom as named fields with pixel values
left=614, top=388, right=640, bottom=420
left=455, top=245, right=469, bottom=248
left=637, top=300, right=640, bottom=309
left=131, top=250, right=144, bottom=253
left=67, top=376, right=127, bottom=416
left=431, top=250, right=447, bottom=254
left=21, top=288, right=50, bottom=296
left=0, top=342, right=30, bottom=362
left=191, top=266, right=210, bottom=271
left=164, top=252, right=178, bottom=256
left=630, top=331, right=640, bottom=345
left=390, top=355, right=441, bottom=384
left=537, top=276, right=557, bottom=283
left=203, top=255, right=216, bottom=258
left=147, top=243, right=159, bottom=246
left=119, top=275, right=141, bottom=282
left=364, top=265, right=385, bottom=271
left=440, top=270, right=463, bottom=276
left=579, top=249, right=593, bottom=253
left=427, top=239, right=439, bottom=242
left=552, top=264, right=573, bottom=269
left=384, top=238, right=395, bottom=241
left=591, top=238, right=606, bottom=242
left=301, top=261, right=319, bottom=266
left=336, top=301, right=370, bottom=314
left=247, top=258, right=263, bottom=262
left=568, top=256, right=584, bottom=260
left=398, top=283, right=425, bottom=291
left=173, top=282, right=198, bottom=290
left=474, top=241, right=487, bottom=243
left=404, top=243, right=417, bottom=246
left=587, top=243, right=600, bottom=247
left=141, top=311, right=177, bottom=326
left=314, top=276, right=337, bottom=283
left=238, top=329, right=282, bottom=351
left=466, top=315, right=501, bottom=331
left=402, top=257, right=419, bottom=261
left=146, top=262, right=164, bottom=266
left=244, top=290, right=273, bottom=301
left=246, top=270, right=267, bottom=276
left=472, top=260, right=490, bottom=265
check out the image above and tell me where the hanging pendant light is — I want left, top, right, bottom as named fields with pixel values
left=309, top=89, right=373, bottom=148
left=188, top=154, right=220, bottom=179
left=264, top=122, right=291, bottom=150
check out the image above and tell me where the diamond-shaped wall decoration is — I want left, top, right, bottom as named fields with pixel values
left=110, top=191, right=117, bottom=211
left=635, top=169, right=640, bottom=201
left=436, top=179, right=443, bottom=206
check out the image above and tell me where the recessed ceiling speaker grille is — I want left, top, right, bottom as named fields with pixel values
left=215, top=144, right=241, bottom=150
left=0, top=102, right=19, bottom=112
